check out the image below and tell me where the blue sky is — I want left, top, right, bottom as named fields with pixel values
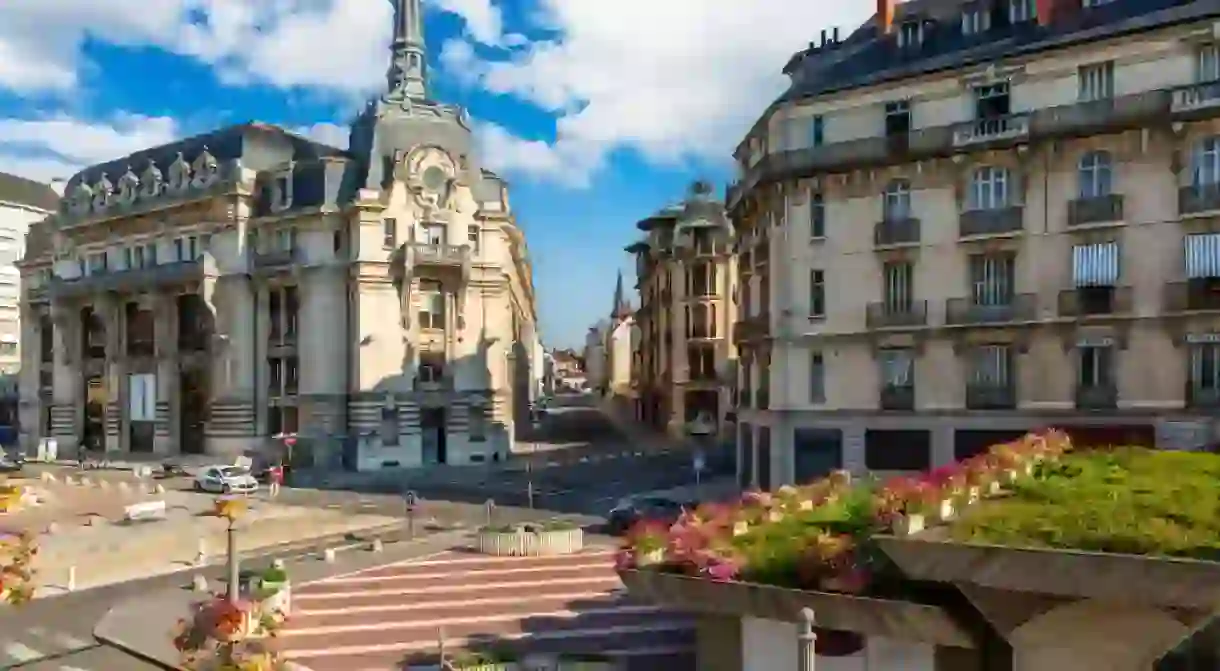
left=0, top=0, right=873, bottom=348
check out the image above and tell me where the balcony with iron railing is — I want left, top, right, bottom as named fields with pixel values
left=1068, top=194, right=1124, bottom=226
left=732, top=313, right=770, bottom=342
left=952, top=113, right=1030, bottom=148
left=945, top=294, right=1037, bottom=326
left=1163, top=281, right=1220, bottom=313
left=1057, top=287, right=1133, bottom=318
left=1075, top=383, right=1118, bottom=410
left=49, top=260, right=206, bottom=299
left=1180, top=183, right=1220, bottom=216
left=408, top=243, right=471, bottom=268
left=965, top=383, right=1017, bottom=410
left=874, top=217, right=920, bottom=247
left=1171, top=80, right=1220, bottom=117
left=959, top=206, right=1024, bottom=237
left=1186, top=384, right=1220, bottom=409
left=252, top=247, right=300, bottom=270
left=879, top=385, right=915, bottom=411
left=866, top=301, right=928, bottom=329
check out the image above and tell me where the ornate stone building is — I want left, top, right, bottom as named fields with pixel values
left=15, top=0, right=541, bottom=468
left=628, top=181, right=737, bottom=439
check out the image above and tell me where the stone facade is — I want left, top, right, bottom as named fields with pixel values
left=14, top=0, right=541, bottom=468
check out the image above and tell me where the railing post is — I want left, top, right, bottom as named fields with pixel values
left=797, top=607, right=816, bottom=671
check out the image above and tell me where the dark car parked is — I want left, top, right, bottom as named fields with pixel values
left=605, top=495, right=695, bottom=536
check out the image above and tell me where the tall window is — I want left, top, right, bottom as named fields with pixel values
left=810, top=192, right=825, bottom=238
left=883, top=262, right=914, bottom=313
left=267, top=356, right=298, bottom=395
left=1078, top=62, right=1114, bottom=102
left=1190, top=342, right=1220, bottom=391
left=686, top=303, right=714, bottom=339
left=1078, top=151, right=1113, bottom=199
left=968, top=167, right=1009, bottom=210
left=173, top=235, right=201, bottom=262
left=422, top=223, right=446, bottom=246
left=1078, top=345, right=1114, bottom=388
left=879, top=349, right=913, bottom=387
left=687, top=263, right=716, bottom=297
left=1193, top=137, right=1220, bottom=187
left=973, top=82, right=1010, bottom=119
left=969, top=254, right=1015, bottom=306
left=810, top=115, right=824, bottom=147
left=274, top=228, right=296, bottom=252
left=380, top=406, right=398, bottom=446
left=418, top=281, right=446, bottom=330
left=383, top=218, right=397, bottom=249
left=688, top=345, right=716, bottom=381
left=418, top=351, right=445, bottom=383
left=884, top=101, right=911, bottom=137
left=1198, top=44, right=1220, bottom=82
left=809, top=270, right=826, bottom=318
left=468, top=224, right=481, bottom=253
left=883, top=180, right=911, bottom=221
left=1009, top=0, right=1036, bottom=23
left=268, top=286, right=299, bottom=341
left=962, top=6, right=989, bottom=35
left=971, top=345, right=1012, bottom=387
left=809, top=351, right=825, bottom=403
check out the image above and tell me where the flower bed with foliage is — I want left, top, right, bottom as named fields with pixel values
left=173, top=587, right=288, bottom=671
left=0, top=530, right=35, bottom=606
left=616, top=430, right=1072, bottom=594
left=948, top=446, right=1220, bottom=558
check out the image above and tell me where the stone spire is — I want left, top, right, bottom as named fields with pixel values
left=612, top=270, right=632, bottom=321
left=386, top=0, right=428, bottom=100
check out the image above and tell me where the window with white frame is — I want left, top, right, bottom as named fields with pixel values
left=1078, top=62, right=1114, bottom=102
left=969, top=253, right=1015, bottom=306
left=380, top=406, right=398, bottom=446
left=125, top=243, right=158, bottom=270
left=897, top=20, right=922, bottom=48
left=809, top=351, right=825, bottom=403
left=883, top=180, right=911, bottom=220
left=879, top=348, right=914, bottom=388
left=1189, top=342, right=1220, bottom=391
left=1194, top=137, right=1220, bottom=187
left=810, top=192, right=825, bottom=238
left=809, top=116, right=824, bottom=148
left=1078, top=151, right=1113, bottom=199
left=971, top=345, right=1012, bottom=387
left=1077, top=345, right=1114, bottom=388
left=272, top=228, right=296, bottom=252
left=1009, top=0, right=1036, bottom=23
left=469, top=405, right=488, bottom=441
left=884, top=100, right=911, bottom=137
left=272, top=174, right=293, bottom=211
left=883, top=261, right=914, bottom=313
left=968, top=166, right=1010, bottom=210
left=422, top=223, right=446, bottom=246
left=417, top=281, right=446, bottom=330
left=1198, top=44, right=1220, bottom=82
left=468, top=225, right=480, bottom=253
left=383, top=218, right=397, bottom=249
left=173, top=235, right=201, bottom=262
left=809, top=269, right=826, bottom=318
left=962, top=6, right=989, bottom=35
left=85, top=252, right=107, bottom=275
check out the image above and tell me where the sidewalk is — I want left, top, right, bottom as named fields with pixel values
left=94, top=529, right=474, bottom=670
left=597, top=396, right=689, bottom=454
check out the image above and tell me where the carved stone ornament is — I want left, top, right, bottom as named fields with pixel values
left=91, top=173, right=114, bottom=212
left=140, top=160, right=164, bottom=199
left=116, top=166, right=140, bottom=206
left=190, top=146, right=219, bottom=189
left=167, top=152, right=192, bottom=193
left=68, top=181, right=93, bottom=216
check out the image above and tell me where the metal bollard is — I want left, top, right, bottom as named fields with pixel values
left=66, top=566, right=76, bottom=592
left=370, top=538, right=384, bottom=553
left=322, top=548, right=336, bottom=563
left=797, top=607, right=817, bottom=671
left=192, top=574, right=209, bottom=592
left=153, top=483, right=165, bottom=494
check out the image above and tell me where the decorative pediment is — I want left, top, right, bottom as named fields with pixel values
left=68, top=181, right=93, bottom=216
left=191, top=146, right=219, bottom=189
left=91, top=173, right=114, bottom=211
left=116, top=167, right=140, bottom=206
left=140, top=160, right=164, bottom=199
left=167, top=152, right=192, bottom=193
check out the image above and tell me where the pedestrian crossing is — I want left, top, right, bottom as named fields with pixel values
left=1, top=626, right=96, bottom=668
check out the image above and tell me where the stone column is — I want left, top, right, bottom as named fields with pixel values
left=298, top=267, right=349, bottom=438
left=17, top=303, right=42, bottom=453
left=204, top=275, right=258, bottom=458
left=49, top=302, right=82, bottom=454
left=101, top=296, right=125, bottom=453
left=153, top=293, right=178, bottom=454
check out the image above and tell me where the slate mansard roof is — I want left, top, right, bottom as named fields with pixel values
left=0, top=172, right=59, bottom=212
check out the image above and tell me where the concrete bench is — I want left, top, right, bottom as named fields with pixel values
left=122, top=500, right=167, bottom=523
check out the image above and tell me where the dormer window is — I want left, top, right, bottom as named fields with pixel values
left=1009, top=0, right=1036, bottom=23
left=962, top=6, right=990, bottom=35
left=271, top=172, right=292, bottom=213
left=897, top=21, right=922, bottom=49
left=884, top=100, right=911, bottom=137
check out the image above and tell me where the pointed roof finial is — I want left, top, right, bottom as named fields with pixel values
left=386, top=0, right=427, bottom=100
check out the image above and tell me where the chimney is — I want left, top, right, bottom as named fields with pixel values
left=833, top=27, right=840, bottom=43
left=820, top=29, right=827, bottom=47
left=1035, top=0, right=1056, bottom=25
left=877, top=0, right=896, bottom=34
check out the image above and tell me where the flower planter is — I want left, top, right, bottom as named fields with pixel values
left=617, top=569, right=976, bottom=647
left=635, top=548, right=664, bottom=567
left=260, top=580, right=291, bottom=618
left=475, top=526, right=583, bottom=557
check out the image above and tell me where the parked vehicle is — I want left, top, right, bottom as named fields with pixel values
left=604, top=495, right=695, bottom=536
left=193, top=465, right=259, bottom=494
left=0, top=448, right=22, bottom=474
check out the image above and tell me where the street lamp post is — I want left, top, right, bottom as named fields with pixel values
left=226, top=516, right=239, bottom=604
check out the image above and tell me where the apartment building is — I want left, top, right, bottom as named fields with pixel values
left=730, top=0, right=1220, bottom=490
left=628, top=181, right=737, bottom=438
left=15, top=0, right=542, bottom=468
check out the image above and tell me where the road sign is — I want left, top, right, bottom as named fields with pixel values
left=404, top=490, right=418, bottom=509
left=693, top=451, right=706, bottom=472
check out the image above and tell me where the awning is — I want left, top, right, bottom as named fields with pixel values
left=1185, top=233, right=1220, bottom=279
left=1072, top=242, right=1120, bottom=287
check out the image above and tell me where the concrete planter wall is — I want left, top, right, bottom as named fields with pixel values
left=476, top=527, right=584, bottom=557
left=617, top=569, right=976, bottom=648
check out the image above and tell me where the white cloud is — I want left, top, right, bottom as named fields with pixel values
left=292, top=122, right=351, bottom=149
left=0, top=114, right=178, bottom=183
left=440, top=0, right=876, bottom=185
left=430, top=0, right=503, bottom=45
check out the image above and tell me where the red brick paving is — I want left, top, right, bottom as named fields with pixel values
left=280, top=547, right=694, bottom=670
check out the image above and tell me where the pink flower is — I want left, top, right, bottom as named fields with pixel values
left=614, top=548, right=636, bottom=571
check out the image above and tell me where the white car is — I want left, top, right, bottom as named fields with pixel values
left=193, top=465, right=259, bottom=494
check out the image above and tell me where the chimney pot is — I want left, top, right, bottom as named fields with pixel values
left=833, top=27, right=840, bottom=42
left=821, top=29, right=827, bottom=46
left=877, top=0, right=896, bottom=34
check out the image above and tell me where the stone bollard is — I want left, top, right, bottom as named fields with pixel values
left=192, top=574, right=209, bottom=592
left=40, top=471, right=54, bottom=482
left=271, top=558, right=285, bottom=570
left=153, top=483, right=165, bottom=494
left=45, top=522, right=58, bottom=535
left=370, top=538, right=383, bottom=553
left=322, top=548, right=336, bottom=563
left=79, top=477, right=92, bottom=487
left=98, top=480, right=110, bottom=491
left=66, top=566, right=76, bottom=592
left=63, top=476, right=75, bottom=486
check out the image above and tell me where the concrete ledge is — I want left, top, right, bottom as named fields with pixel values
left=876, top=536, right=1220, bottom=610
left=618, top=570, right=977, bottom=648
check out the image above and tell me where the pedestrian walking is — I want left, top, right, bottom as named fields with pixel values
left=268, top=463, right=283, bottom=498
